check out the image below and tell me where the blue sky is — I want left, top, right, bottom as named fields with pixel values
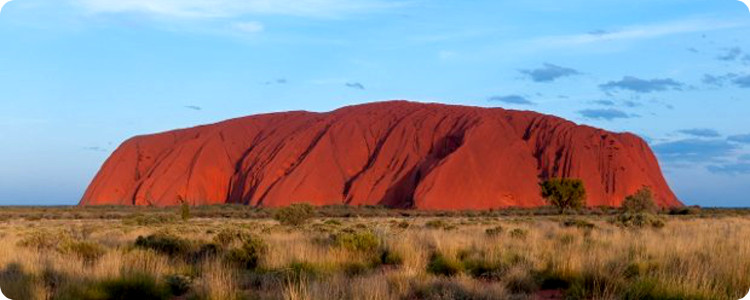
left=0, top=0, right=748, bottom=206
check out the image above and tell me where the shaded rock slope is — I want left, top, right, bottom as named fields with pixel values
left=80, top=101, right=681, bottom=209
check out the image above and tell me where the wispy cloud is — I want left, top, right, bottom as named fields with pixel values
left=592, top=100, right=616, bottom=106
left=488, top=95, right=535, bottom=105
left=264, top=78, right=287, bottom=85
left=707, top=163, right=750, bottom=175
left=83, top=146, right=109, bottom=152
left=528, top=18, right=743, bottom=48
left=728, top=134, right=750, bottom=144
left=345, top=82, right=365, bottom=90
left=233, top=21, right=264, bottom=33
left=717, top=47, right=743, bottom=61
left=702, top=73, right=739, bottom=87
left=578, top=108, right=631, bottom=121
left=678, top=128, right=721, bottom=138
left=600, top=76, right=683, bottom=93
left=519, top=63, right=581, bottom=82
left=653, top=139, right=738, bottom=163
left=72, top=0, right=405, bottom=19
left=732, top=75, right=750, bottom=88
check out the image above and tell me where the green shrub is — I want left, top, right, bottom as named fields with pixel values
left=426, top=252, right=463, bottom=276
left=485, top=226, right=504, bottom=236
left=224, top=236, right=267, bottom=269
left=123, top=214, right=176, bottom=226
left=505, top=269, right=539, bottom=294
left=134, top=233, right=191, bottom=257
left=285, top=261, right=323, bottom=280
left=323, top=219, right=342, bottom=226
left=613, top=212, right=665, bottom=229
left=622, top=187, right=658, bottom=214
left=164, top=274, right=191, bottom=296
left=425, top=219, right=451, bottom=230
left=509, top=228, right=528, bottom=240
left=332, top=230, right=379, bottom=252
left=561, top=218, right=595, bottom=230
left=17, top=230, right=62, bottom=251
left=180, top=201, right=191, bottom=221
left=668, top=206, right=700, bottom=215
left=461, top=258, right=507, bottom=280
left=98, top=272, right=170, bottom=300
left=540, top=178, right=587, bottom=214
left=379, top=248, right=404, bottom=266
left=273, top=203, right=316, bottom=226
left=60, top=240, right=107, bottom=264
left=212, top=228, right=251, bottom=246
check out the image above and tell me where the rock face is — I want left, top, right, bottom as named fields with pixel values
left=80, top=101, right=681, bottom=209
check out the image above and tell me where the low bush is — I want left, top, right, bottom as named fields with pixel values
left=134, top=233, right=191, bottom=257
left=212, top=228, right=251, bottom=247
left=509, top=228, right=528, bottom=240
left=379, top=248, right=404, bottom=266
left=396, top=221, right=410, bottom=229
left=561, top=218, right=595, bottom=230
left=98, top=272, right=170, bottom=300
left=613, top=212, right=665, bottom=229
left=285, top=261, right=324, bottom=280
left=323, top=219, right=342, bottom=226
left=164, top=274, right=191, bottom=296
left=273, top=203, right=316, bottom=226
left=123, top=214, right=176, bottom=226
left=668, top=206, right=701, bottom=215
left=485, top=225, right=504, bottom=236
left=224, top=236, right=267, bottom=269
left=332, top=230, right=379, bottom=252
left=425, top=219, right=449, bottom=229
left=426, top=252, right=463, bottom=276
left=59, top=240, right=107, bottom=265
left=17, top=230, right=63, bottom=251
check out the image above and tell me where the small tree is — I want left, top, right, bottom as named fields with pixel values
left=179, top=199, right=191, bottom=221
left=622, top=187, right=658, bottom=214
left=540, top=178, right=587, bottom=214
left=273, top=203, right=316, bottom=226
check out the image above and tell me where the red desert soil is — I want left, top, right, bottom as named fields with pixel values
left=80, top=101, right=681, bottom=209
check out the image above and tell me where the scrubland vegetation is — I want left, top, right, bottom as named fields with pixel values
left=0, top=204, right=748, bottom=300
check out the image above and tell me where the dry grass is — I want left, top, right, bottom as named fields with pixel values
left=0, top=210, right=748, bottom=300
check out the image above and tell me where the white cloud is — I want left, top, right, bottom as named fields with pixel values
left=234, top=21, right=264, bottom=33
left=528, top=18, right=744, bottom=48
left=0, top=0, right=12, bottom=15
left=72, top=0, right=405, bottom=19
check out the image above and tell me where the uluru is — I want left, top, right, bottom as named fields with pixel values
left=80, top=101, right=681, bottom=209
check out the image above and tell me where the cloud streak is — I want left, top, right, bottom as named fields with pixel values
left=600, top=76, right=683, bottom=93
left=653, top=139, right=738, bottom=163
left=578, top=108, right=631, bottom=120
left=488, top=95, right=535, bottom=105
left=528, top=19, right=743, bottom=48
left=72, top=0, right=405, bottom=19
left=345, top=82, right=365, bottom=90
left=519, top=63, right=581, bottom=82
left=678, top=128, right=721, bottom=138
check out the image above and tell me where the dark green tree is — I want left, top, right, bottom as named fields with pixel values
left=622, top=187, right=658, bottom=214
left=540, top=178, right=587, bottom=214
